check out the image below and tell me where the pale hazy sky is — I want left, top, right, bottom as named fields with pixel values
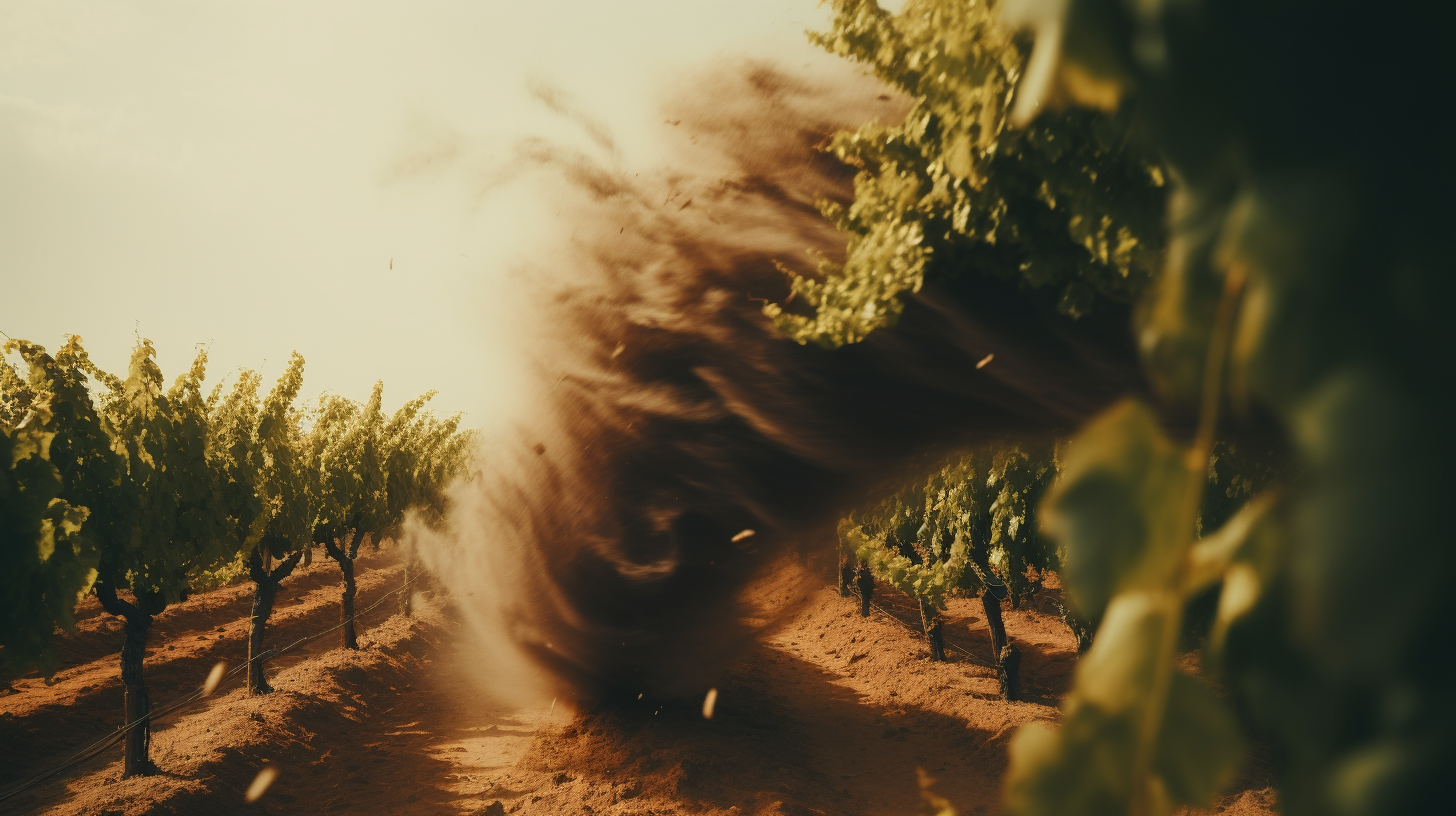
left=0, top=1, right=869, bottom=425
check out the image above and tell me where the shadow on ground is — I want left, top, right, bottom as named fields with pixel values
left=511, top=642, right=1008, bottom=816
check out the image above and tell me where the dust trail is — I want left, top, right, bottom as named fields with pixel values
left=408, top=60, right=1144, bottom=705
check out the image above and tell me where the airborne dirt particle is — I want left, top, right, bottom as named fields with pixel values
left=244, top=766, right=278, bottom=802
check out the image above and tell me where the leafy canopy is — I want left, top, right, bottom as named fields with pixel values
left=0, top=363, right=96, bottom=676
left=767, top=0, right=1167, bottom=347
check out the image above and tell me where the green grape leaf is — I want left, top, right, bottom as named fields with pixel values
left=1, top=383, right=100, bottom=676
left=1075, top=592, right=1165, bottom=713
left=1007, top=592, right=1242, bottom=816
left=1206, top=494, right=1287, bottom=659
left=769, top=0, right=1166, bottom=348
left=1184, top=490, right=1278, bottom=596
left=1155, top=671, right=1244, bottom=806
left=1006, top=708, right=1137, bottom=816
left=1040, top=400, right=1193, bottom=618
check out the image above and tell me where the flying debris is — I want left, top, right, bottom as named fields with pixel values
left=245, top=766, right=278, bottom=803
left=409, top=61, right=1146, bottom=702
left=202, top=662, right=226, bottom=697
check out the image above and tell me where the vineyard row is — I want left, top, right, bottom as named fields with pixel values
left=2, top=335, right=472, bottom=777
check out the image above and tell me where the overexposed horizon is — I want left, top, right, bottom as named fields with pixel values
left=0, top=0, right=855, bottom=425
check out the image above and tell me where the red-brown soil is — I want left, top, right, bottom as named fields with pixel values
left=1, top=554, right=1278, bottom=816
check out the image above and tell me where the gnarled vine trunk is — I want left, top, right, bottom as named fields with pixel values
left=1062, top=603, right=1094, bottom=654
left=324, top=531, right=363, bottom=650
left=120, top=615, right=152, bottom=775
left=400, top=553, right=416, bottom=617
left=247, top=583, right=277, bottom=691
left=982, top=589, right=1008, bottom=665
left=999, top=642, right=1021, bottom=701
left=855, top=562, right=874, bottom=617
left=838, top=552, right=855, bottom=598
left=338, top=555, right=358, bottom=649
left=95, top=581, right=168, bottom=777
left=918, top=597, right=946, bottom=662
left=981, top=589, right=1022, bottom=700
left=247, top=549, right=303, bottom=694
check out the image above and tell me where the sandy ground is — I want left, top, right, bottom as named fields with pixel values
left=1, top=555, right=1278, bottom=816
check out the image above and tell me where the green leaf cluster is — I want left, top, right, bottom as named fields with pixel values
left=190, top=352, right=313, bottom=590
left=305, top=381, right=471, bottom=545
left=256, top=353, right=312, bottom=555
left=808, top=0, right=1433, bottom=812
left=311, top=384, right=388, bottom=543
left=842, top=442, right=1060, bottom=611
left=996, top=0, right=1454, bottom=813
left=0, top=380, right=96, bottom=677
left=983, top=443, right=1060, bottom=601
left=841, top=430, right=1272, bottom=638
left=766, top=0, right=1167, bottom=347
left=383, top=398, right=474, bottom=536
left=1007, top=596, right=1243, bottom=816
left=1013, top=401, right=1260, bottom=815
left=846, top=524, right=969, bottom=613
left=89, top=341, right=232, bottom=603
left=0, top=336, right=474, bottom=674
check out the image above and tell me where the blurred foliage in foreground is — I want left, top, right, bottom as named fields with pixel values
left=806, top=1, right=1451, bottom=815
left=1001, top=0, right=1453, bottom=813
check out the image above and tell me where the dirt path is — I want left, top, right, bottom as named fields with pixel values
left=6, top=597, right=556, bottom=816
left=497, top=584, right=1276, bottom=816
left=499, top=586, right=1079, bottom=816
left=4, top=567, right=1279, bottom=816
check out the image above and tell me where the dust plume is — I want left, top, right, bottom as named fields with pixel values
left=408, top=60, right=1145, bottom=705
